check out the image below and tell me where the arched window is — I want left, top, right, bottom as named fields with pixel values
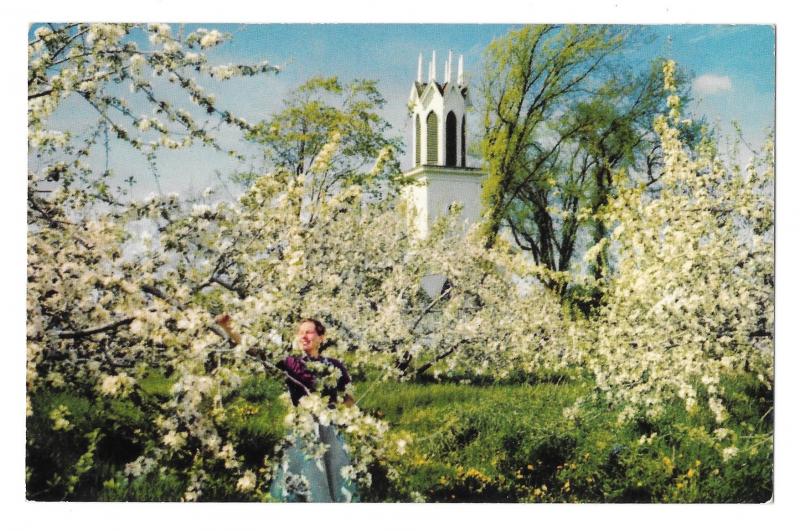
left=426, top=111, right=438, bottom=165
left=414, top=114, right=421, bottom=166
left=445, top=111, right=457, bottom=166
left=461, top=115, right=466, bottom=167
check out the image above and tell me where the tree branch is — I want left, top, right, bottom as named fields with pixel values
left=54, top=316, right=134, bottom=339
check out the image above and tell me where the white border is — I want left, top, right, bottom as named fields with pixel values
left=3, top=1, right=795, bottom=530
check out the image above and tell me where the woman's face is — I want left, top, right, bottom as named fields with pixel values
left=297, top=321, right=323, bottom=357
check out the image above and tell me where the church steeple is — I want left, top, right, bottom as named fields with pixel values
left=408, top=50, right=470, bottom=169
left=403, top=51, right=485, bottom=239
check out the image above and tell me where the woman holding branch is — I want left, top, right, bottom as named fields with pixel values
left=216, top=315, right=358, bottom=502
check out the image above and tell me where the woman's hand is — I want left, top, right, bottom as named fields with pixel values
left=215, top=314, right=241, bottom=345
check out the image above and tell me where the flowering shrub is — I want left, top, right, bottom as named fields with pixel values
left=576, top=61, right=774, bottom=454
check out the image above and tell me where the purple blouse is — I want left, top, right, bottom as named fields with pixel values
left=279, top=355, right=351, bottom=406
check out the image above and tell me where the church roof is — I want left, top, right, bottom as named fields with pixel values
left=414, top=81, right=469, bottom=96
left=414, top=81, right=444, bottom=96
left=411, top=81, right=468, bottom=105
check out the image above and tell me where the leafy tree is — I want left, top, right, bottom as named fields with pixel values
left=479, top=25, right=695, bottom=291
left=244, top=76, right=405, bottom=206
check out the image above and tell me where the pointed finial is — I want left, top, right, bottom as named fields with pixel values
left=417, top=53, right=423, bottom=83
left=431, top=50, right=437, bottom=82
left=447, top=50, right=453, bottom=84
left=457, top=54, right=464, bottom=86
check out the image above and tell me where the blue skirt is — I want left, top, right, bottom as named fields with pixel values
left=269, top=423, right=359, bottom=503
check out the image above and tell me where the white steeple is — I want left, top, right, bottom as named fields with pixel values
left=417, top=53, right=423, bottom=83
left=403, top=49, right=486, bottom=239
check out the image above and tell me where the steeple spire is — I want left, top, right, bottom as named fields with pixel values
left=446, top=50, right=453, bottom=84
left=457, top=55, right=464, bottom=85
left=430, top=50, right=437, bottom=83
left=417, top=52, right=423, bottom=83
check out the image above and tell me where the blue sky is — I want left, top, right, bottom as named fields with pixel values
left=33, top=23, right=775, bottom=199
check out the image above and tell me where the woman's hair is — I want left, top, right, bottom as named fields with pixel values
left=299, top=318, right=326, bottom=336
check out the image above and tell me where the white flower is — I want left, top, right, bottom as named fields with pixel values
left=98, top=373, right=136, bottom=398
left=130, top=319, right=144, bottom=334
left=267, top=329, right=283, bottom=346
left=722, top=446, right=739, bottom=462
left=237, top=470, right=257, bottom=492
left=163, top=430, right=187, bottom=449
left=200, top=30, right=223, bottom=48
left=46, top=372, right=66, bottom=389
left=396, top=438, right=408, bottom=454
left=218, top=443, right=237, bottom=469
left=713, top=428, right=731, bottom=441
left=130, top=54, right=146, bottom=75
left=148, top=23, right=171, bottom=36
left=210, top=64, right=238, bottom=80
left=192, top=203, right=211, bottom=216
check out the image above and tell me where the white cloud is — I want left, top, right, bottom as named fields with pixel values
left=693, top=74, right=733, bottom=95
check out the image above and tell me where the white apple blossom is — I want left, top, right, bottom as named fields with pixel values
left=199, top=30, right=224, bottom=49
left=98, top=373, right=136, bottom=397
left=236, top=470, right=257, bottom=492
left=577, top=60, right=773, bottom=429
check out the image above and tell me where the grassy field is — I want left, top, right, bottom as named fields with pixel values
left=354, top=374, right=772, bottom=502
left=26, top=370, right=772, bottom=502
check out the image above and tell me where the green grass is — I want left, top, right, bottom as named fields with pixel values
left=352, top=373, right=772, bottom=502
left=26, top=371, right=772, bottom=502
left=354, top=378, right=589, bottom=501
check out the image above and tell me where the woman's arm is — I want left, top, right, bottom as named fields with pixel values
left=214, top=315, right=312, bottom=396
left=330, top=358, right=355, bottom=407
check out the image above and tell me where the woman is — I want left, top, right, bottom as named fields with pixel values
left=216, top=316, right=358, bottom=502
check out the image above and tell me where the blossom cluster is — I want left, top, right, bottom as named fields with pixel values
left=575, top=60, right=774, bottom=462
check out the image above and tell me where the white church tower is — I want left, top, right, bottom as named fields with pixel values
left=403, top=50, right=485, bottom=238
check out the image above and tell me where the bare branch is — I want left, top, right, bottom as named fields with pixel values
left=54, top=316, right=134, bottom=339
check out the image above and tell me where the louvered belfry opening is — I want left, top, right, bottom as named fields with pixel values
left=415, top=114, right=421, bottom=166
left=461, top=115, right=466, bottom=167
left=426, top=111, right=438, bottom=165
left=445, top=111, right=457, bottom=166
